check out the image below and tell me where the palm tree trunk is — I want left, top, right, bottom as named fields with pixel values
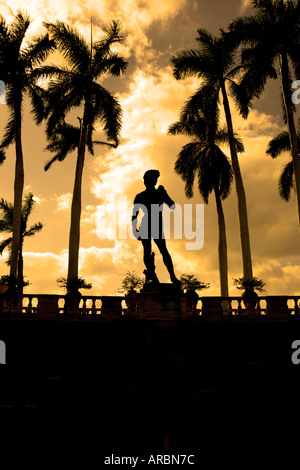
left=220, top=81, right=253, bottom=280
left=67, top=119, right=88, bottom=292
left=17, top=239, right=24, bottom=296
left=10, top=107, right=24, bottom=284
left=280, top=53, right=300, bottom=228
left=215, top=190, right=229, bottom=297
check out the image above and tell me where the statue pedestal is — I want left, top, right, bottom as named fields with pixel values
left=136, top=283, right=183, bottom=319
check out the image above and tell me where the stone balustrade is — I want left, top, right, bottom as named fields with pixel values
left=0, top=288, right=299, bottom=321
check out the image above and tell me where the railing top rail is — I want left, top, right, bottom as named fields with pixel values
left=19, top=294, right=126, bottom=300
left=199, top=295, right=300, bottom=299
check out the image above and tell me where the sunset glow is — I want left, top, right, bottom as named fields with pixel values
left=0, top=0, right=299, bottom=296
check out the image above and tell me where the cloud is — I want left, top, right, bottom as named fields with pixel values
left=1, top=0, right=300, bottom=299
left=55, top=193, right=72, bottom=211
left=89, top=66, right=198, bottom=241
left=2, top=0, right=188, bottom=62
left=238, top=0, right=252, bottom=14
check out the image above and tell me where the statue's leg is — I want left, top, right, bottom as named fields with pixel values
left=154, top=238, right=180, bottom=285
left=142, top=239, right=159, bottom=284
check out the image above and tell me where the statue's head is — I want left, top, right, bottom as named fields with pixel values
left=143, top=169, right=160, bottom=188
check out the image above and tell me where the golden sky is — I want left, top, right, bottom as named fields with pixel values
left=0, top=0, right=300, bottom=296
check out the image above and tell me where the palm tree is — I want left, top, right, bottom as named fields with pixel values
left=0, top=11, right=55, bottom=286
left=171, top=28, right=253, bottom=280
left=0, top=193, right=43, bottom=293
left=40, top=20, right=127, bottom=294
left=230, top=0, right=300, bottom=228
left=168, top=103, right=243, bottom=296
left=44, top=122, right=116, bottom=292
left=266, top=117, right=300, bottom=201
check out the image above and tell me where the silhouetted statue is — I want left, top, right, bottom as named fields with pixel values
left=132, top=169, right=180, bottom=286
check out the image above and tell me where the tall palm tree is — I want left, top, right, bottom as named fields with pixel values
left=0, top=193, right=43, bottom=293
left=230, top=0, right=300, bottom=228
left=40, top=20, right=127, bottom=294
left=171, top=28, right=253, bottom=280
left=0, top=11, right=55, bottom=285
left=168, top=103, right=243, bottom=296
left=44, top=122, right=116, bottom=291
left=266, top=117, right=300, bottom=201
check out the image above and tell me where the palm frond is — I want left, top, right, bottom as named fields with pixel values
left=0, top=237, right=12, bottom=256
left=266, top=131, right=292, bottom=158
left=196, top=28, right=215, bottom=55
left=44, top=154, right=65, bottom=171
left=0, top=198, right=14, bottom=228
left=174, top=142, right=202, bottom=198
left=94, top=19, right=124, bottom=51
left=93, top=140, right=117, bottom=148
left=228, top=79, right=251, bottom=119
left=280, top=66, right=296, bottom=123
left=44, top=79, right=83, bottom=135
left=0, top=15, right=9, bottom=41
left=0, top=147, right=6, bottom=164
left=167, top=121, right=185, bottom=136
left=236, top=59, right=276, bottom=113
left=0, top=118, right=15, bottom=148
left=24, top=222, right=43, bottom=237
left=92, top=82, right=122, bottom=144
left=44, top=20, right=90, bottom=72
left=171, top=49, right=214, bottom=80
left=197, top=146, right=216, bottom=203
left=21, top=33, right=56, bottom=67
left=216, top=126, right=245, bottom=153
left=8, top=10, right=31, bottom=46
left=214, top=146, right=234, bottom=199
left=30, top=64, right=74, bottom=82
left=278, top=160, right=294, bottom=201
left=27, top=85, right=47, bottom=124
left=172, top=84, right=220, bottom=137
left=44, top=123, right=80, bottom=170
left=229, top=14, right=266, bottom=46
left=21, top=193, right=35, bottom=223
left=92, top=53, right=127, bottom=79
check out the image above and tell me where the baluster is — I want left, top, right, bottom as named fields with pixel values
left=81, top=298, right=87, bottom=315
left=198, top=299, right=202, bottom=316
left=20, top=295, right=25, bottom=314
left=222, top=298, right=230, bottom=315
left=92, top=298, right=96, bottom=315
left=19, top=295, right=23, bottom=313
left=27, top=296, right=33, bottom=314
left=256, top=298, right=261, bottom=315
left=237, top=299, right=242, bottom=316
left=294, top=298, right=299, bottom=315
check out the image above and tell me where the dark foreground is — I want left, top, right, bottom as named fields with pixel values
left=1, top=317, right=300, bottom=466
